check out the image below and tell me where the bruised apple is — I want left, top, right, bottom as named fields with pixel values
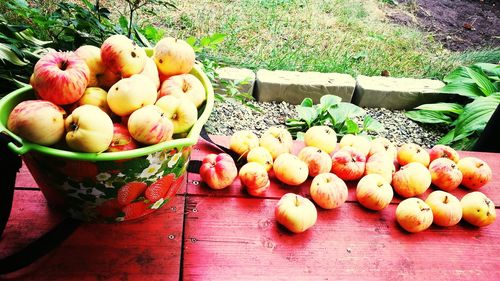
left=461, top=191, right=496, bottom=227
left=200, top=153, right=238, bottom=190
left=397, top=143, right=430, bottom=167
left=457, top=157, right=492, bottom=190
left=246, top=146, right=273, bottom=172
left=392, top=162, right=431, bottom=198
left=330, top=147, right=366, bottom=181
left=428, top=158, right=463, bottom=192
left=297, top=146, right=332, bottom=177
left=260, top=126, right=293, bottom=160
left=428, top=144, right=460, bottom=163
left=65, top=105, right=113, bottom=152
left=239, top=162, right=270, bottom=196
left=303, top=125, right=337, bottom=154
left=356, top=174, right=393, bottom=211
left=310, top=173, right=348, bottom=209
left=425, top=191, right=462, bottom=227
left=275, top=193, right=317, bottom=233
left=273, top=153, right=309, bottom=186
left=396, top=198, right=433, bottom=233
left=229, top=130, right=260, bottom=157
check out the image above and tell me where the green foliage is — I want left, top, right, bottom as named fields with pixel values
left=405, top=63, right=500, bottom=150
left=286, top=95, right=383, bottom=139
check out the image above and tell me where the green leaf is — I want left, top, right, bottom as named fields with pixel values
left=300, top=98, right=313, bottom=107
left=405, top=110, right=453, bottom=124
left=327, top=107, right=346, bottom=125
left=118, top=15, right=128, bottom=31
left=133, top=27, right=152, bottom=48
left=453, top=93, right=500, bottom=141
left=208, top=33, right=226, bottom=45
left=437, top=129, right=455, bottom=145
left=337, top=102, right=366, bottom=118
left=185, top=36, right=196, bottom=47
left=443, top=66, right=474, bottom=84
left=344, top=119, right=359, bottom=134
left=441, top=82, right=484, bottom=98
left=473, top=63, right=500, bottom=77
left=415, top=102, right=464, bottom=115
left=362, top=115, right=384, bottom=132
left=0, top=43, right=28, bottom=66
left=297, top=106, right=318, bottom=127
left=319, top=95, right=341, bottom=109
left=296, top=132, right=305, bottom=141
left=466, top=67, right=496, bottom=96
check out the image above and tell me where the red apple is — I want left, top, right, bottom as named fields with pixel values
left=200, top=153, right=238, bottom=190
left=457, top=157, right=492, bottom=189
left=239, top=162, right=270, bottom=196
left=101, top=34, right=147, bottom=77
left=30, top=51, right=90, bottom=105
left=107, top=123, right=139, bottom=152
left=428, top=158, right=463, bottom=192
left=297, top=146, right=332, bottom=177
left=310, top=173, right=348, bottom=209
left=159, top=74, right=206, bottom=108
left=127, top=105, right=174, bottom=145
left=428, top=144, right=460, bottom=163
left=331, top=147, right=366, bottom=181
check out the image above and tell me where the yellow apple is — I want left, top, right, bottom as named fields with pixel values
left=364, top=151, right=395, bottom=183
left=356, top=174, right=393, bottom=211
left=159, top=74, right=206, bottom=108
left=392, top=162, right=431, bottom=198
left=368, top=137, right=397, bottom=159
left=74, top=45, right=106, bottom=87
left=397, top=143, right=430, bottom=167
left=275, top=193, right=317, bottom=233
left=229, top=130, right=260, bottom=157
left=396, top=198, right=433, bottom=233
left=303, top=125, right=337, bottom=153
left=65, top=105, right=113, bottom=152
left=153, top=37, right=195, bottom=77
left=239, top=162, right=270, bottom=196
left=339, top=134, right=371, bottom=156
left=457, top=157, right=492, bottom=190
left=310, top=172, right=348, bottom=209
left=273, top=153, right=309, bottom=186
left=140, top=57, right=160, bottom=90
left=155, top=95, right=198, bottom=134
left=297, top=146, right=332, bottom=177
left=259, top=126, right=293, bottom=160
left=127, top=105, right=174, bottom=145
left=246, top=146, right=273, bottom=172
left=429, top=158, right=463, bottom=192
left=77, top=87, right=111, bottom=115
left=425, top=191, right=462, bottom=227
left=107, top=74, right=157, bottom=116
left=461, top=191, right=496, bottom=227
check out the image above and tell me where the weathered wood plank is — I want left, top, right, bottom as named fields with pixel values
left=182, top=196, right=500, bottom=281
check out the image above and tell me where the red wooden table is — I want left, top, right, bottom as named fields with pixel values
left=1, top=136, right=500, bottom=281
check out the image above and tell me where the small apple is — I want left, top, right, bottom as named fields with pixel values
left=140, top=57, right=161, bottom=90
left=310, top=172, right=348, bottom=209
left=356, top=174, right=393, bottom=211
left=425, top=191, right=462, bottom=227
left=7, top=100, right=66, bottom=146
left=364, top=152, right=395, bottom=183
left=100, top=34, right=147, bottom=77
left=368, top=137, right=397, bottom=159
left=273, top=153, right=309, bottom=186
left=428, top=144, right=460, bottom=163
left=428, top=158, right=463, bottom=192
left=155, top=95, right=198, bottom=134
left=396, top=198, right=433, bottom=233
left=107, top=74, right=157, bottom=116
left=107, top=123, right=139, bottom=152
left=275, top=193, right=317, bottom=233
left=159, top=74, right=206, bottom=108
left=259, top=126, right=293, bottom=160
left=30, top=51, right=90, bottom=105
left=330, top=147, right=366, bottom=181
left=229, top=130, right=260, bottom=157
left=239, top=162, right=270, bottom=196
left=127, top=105, right=174, bottom=145
left=297, top=146, right=332, bottom=177
left=303, top=125, right=337, bottom=154
left=461, top=191, right=496, bottom=227
left=338, top=134, right=371, bottom=157
left=199, top=153, right=238, bottom=190
left=246, top=146, right=273, bottom=172
left=65, top=105, right=113, bottom=152
left=153, top=37, right=196, bottom=77
left=397, top=143, right=430, bottom=167
left=457, top=157, right=492, bottom=189
left=77, top=87, right=112, bottom=115
left=392, top=162, right=431, bottom=198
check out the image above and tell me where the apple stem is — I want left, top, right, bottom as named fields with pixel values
left=59, top=60, right=68, bottom=71
left=295, top=195, right=300, bottom=207
left=484, top=198, right=491, bottom=206
left=443, top=195, right=448, bottom=204
left=70, top=122, right=78, bottom=131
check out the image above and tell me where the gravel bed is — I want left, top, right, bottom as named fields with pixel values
left=204, top=99, right=448, bottom=149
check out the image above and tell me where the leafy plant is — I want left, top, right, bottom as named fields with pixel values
left=286, top=95, right=383, bottom=139
left=405, top=63, right=500, bottom=150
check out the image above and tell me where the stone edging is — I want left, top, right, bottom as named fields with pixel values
left=215, top=67, right=455, bottom=110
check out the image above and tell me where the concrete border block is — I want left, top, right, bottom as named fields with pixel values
left=214, top=67, right=255, bottom=96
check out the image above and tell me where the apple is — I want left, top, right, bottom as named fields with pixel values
left=356, top=174, right=393, bottom=211
left=127, top=105, right=174, bottom=145
left=153, top=37, right=196, bottom=77
left=74, top=44, right=120, bottom=88
left=368, top=137, right=397, bottom=159
left=30, top=51, right=90, bottom=105
left=457, top=157, right=492, bottom=189
left=297, top=146, right=332, bottom=177
left=140, top=57, right=161, bottom=89
left=392, top=162, right=431, bottom=198
left=310, top=172, right=348, bottom=209
left=199, top=153, right=238, bottom=190
left=396, top=198, right=433, bottom=233
left=461, top=191, right=496, bottom=227
left=275, top=193, right=317, bottom=233
left=229, top=130, right=260, bottom=157
left=273, top=153, right=309, bottom=186
left=428, top=158, right=463, bottom=192
left=259, top=126, right=293, bottom=160
left=428, top=144, right=460, bottom=163
left=107, top=74, right=157, bottom=116
left=65, top=105, right=113, bottom=152
left=303, top=125, right=337, bottom=154
left=239, top=162, right=270, bottom=196
left=159, top=74, right=206, bottom=108
left=246, top=146, right=273, bottom=172
left=364, top=151, right=395, bottom=183
left=338, top=134, right=371, bottom=157
left=155, top=95, right=198, bottom=134
left=100, top=34, right=147, bottom=77
left=77, top=87, right=112, bottom=115
left=330, top=147, right=366, bottom=181
left=107, top=123, right=139, bottom=152
left=7, top=100, right=66, bottom=146
left=425, top=191, right=462, bottom=227
left=397, top=143, right=430, bottom=167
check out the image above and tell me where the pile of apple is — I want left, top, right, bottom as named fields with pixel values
left=7, top=35, right=206, bottom=153
left=199, top=125, right=495, bottom=234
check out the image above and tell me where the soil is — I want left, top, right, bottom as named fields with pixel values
left=385, top=0, right=499, bottom=52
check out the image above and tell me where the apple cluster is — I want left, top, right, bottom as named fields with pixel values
left=7, top=35, right=206, bottom=153
left=199, top=125, right=495, bottom=234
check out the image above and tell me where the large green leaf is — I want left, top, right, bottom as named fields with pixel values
left=300, top=97, right=313, bottom=107
left=437, top=129, right=455, bottom=145
left=415, top=102, right=464, bottom=115
left=405, top=110, right=453, bottom=124
left=297, top=106, right=318, bottom=127
left=453, top=93, right=500, bottom=141
left=473, top=63, right=500, bottom=77
left=362, top=115, right=384, bottom=132
left=319, top=94, right=341, bottom=109
left=443, top=66, right=474, bottom=84
left=344, top=119, right=360, bottom=135
left=0, top=43, right=28, bottom=66
left=441, top=82, right=483, bottom=98
left=466, top=67, right=496, bottom=96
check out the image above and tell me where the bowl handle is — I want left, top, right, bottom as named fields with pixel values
left=0, top=131, right=30, bottom=155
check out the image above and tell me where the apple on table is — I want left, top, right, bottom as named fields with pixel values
left=273, top=153, right=309, bottom=186
left=331, top=147, right=366, bottom=181
left=297, top=146, right=332, bottom=177
left=239, top=162, right=270, bottom=196
left=303, top=125, right=337, bottom=154
left=275, top=193, right=317, bottom=234
left=396, top=198, right=433, bottom=233
left=199, top=153, right=238, bottom=190
left=259, top=126, right=293, bottom=160
left=310, top=172, right=348, bottom=210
